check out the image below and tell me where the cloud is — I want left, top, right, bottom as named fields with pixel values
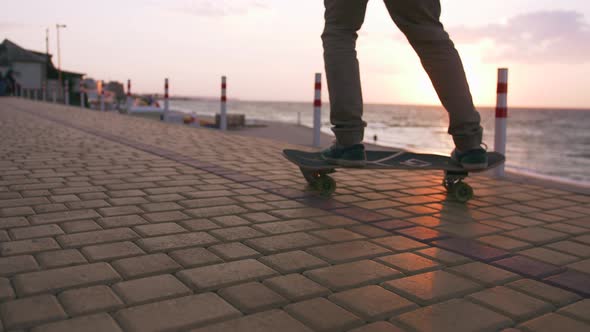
left=151, top=0, right=269, bottom=17
left=449, top=10, right=590, bottom=64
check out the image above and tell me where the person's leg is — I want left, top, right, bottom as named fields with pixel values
left=322, top=0, right=369, bottom=147
left=383, top=0, right=483, bottom=152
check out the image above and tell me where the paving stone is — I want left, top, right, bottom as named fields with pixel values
left=13, top=262, right=121, bottom=296
left=519, top=247, right=580, bottom=266
left=504, top=227, right=569, bottom=245
left=0, top=206, right=35, bottom=217
left=375, top=252, right=442, bottom=275
left=518, top=313, right=590, bottom=332
left=66, top=199, right=110, bottom=210
left=467, top=286, right=554, bottom=322
left=30, top=313, right=124, bottom=332
left=9, top=224, right=64, bottom=240
left=0, top=277, right=15, bottom=302
left=82, top=241, right=144, bottom=262
left=447, top=261, right=520, bottom=286
left=115, top=293, right=242, bottom=332
left=245, top=232, right=325, bottom=254
left=432, top=237, right=511, bottom=262
left=108, top=196, right=149, bottom=206
left=177, top=259, right=279, bottom=291
left=305, top=260, right=402, bottom=291
left=285, top=297, right=364, bottom=332
left=58, top=285, right=124, bottom=316
left=395, top=226, right=449, bottom=242
left=180, top=218, right=220, bottom=231
left=242, top=212, right=280, bottom=223
left=219, top=282, right=289, bottom=314
left=0, top=230, right=8, bottom=242
left=209, top=226, right=264, bottom=241
left=371, top=236, right=429, bottom=252
left=189, top=309, right=313, bottom=332
left=209, top=242, right=261, bottom=260
left=437, top=223, right=502, bottom=238
left=144, top=211, right=190, bottom=224
left=258, top=250, right=329, bottom=274
left=0, top=255, right=39, bottom=277
left=382, top=270, right=483, bottom=305
left=96, top=215, right=148, bottom=228
left=493, top=255, right=564, bottom=279
left=36, top=249, right=88, bottom=269
left=394, top=298, right=513, bottom=332
left=57, top=228, right=139, bottom=248
left=557, top=299, right=590, bottom=323
left=137, top=232, right=219, bottom=252
left=414, top=247, right=472, bottom=266
left=567, top=258, right=590, bottom=275
left=97, top=205, right=144, bottom=217
left=0, top=294, right=67, bottom=330
left=112, top=253, right=182, bottom=279
left=253, top=219, right=323, bottom=235
left=546, top=241, right=590, bottom=258
left=544, top=269, right=590, bottom=297
left=347, top=225, right=390, bottom=238
left=264, top=273, right=331, bottom=301
left=348, top=321, right=407, bottom=332
left=307, top=240, right=392, bottom=264
left=0, top=197, right=49, bottom=209
left=133, top=222, right=187, bottom=237
left=506, top=279, right=581, bottom=307
left=29, top=209, right=100, bottom=225
left=329, top=285, right=418, bottom=322
left=169, top=247, right=223, bottom=268
left=0, top=216, right=29, bottom=229
left=308, top=229, right=365, bottom=243
left=113, top=274, right=191, bottom=305
left=185, top=205, right=248, bottom=218
left=212, top=215, right=252, bottom=227
left=60, top=219, right=102, bottom=233
left=478, top=235, right=534, bottom=251
left=0, top=237, right=60, bottom=256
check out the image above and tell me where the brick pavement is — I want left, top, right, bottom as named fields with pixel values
left=0, top=98, right=589, bottom=332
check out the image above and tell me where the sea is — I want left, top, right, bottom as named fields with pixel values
left=169, top=99, right=590, bottom=186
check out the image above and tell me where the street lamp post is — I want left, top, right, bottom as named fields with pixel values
left=56, top=24, right=66, bottom=99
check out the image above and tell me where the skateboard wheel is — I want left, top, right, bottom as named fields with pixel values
left=452, top=182, right=473, bottom=203
left=300, top=168, right=320, bottom=185
left=315, top=176, right=336, bottom=197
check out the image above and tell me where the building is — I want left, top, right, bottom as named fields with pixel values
left=0, top=39, right=84, bottom=100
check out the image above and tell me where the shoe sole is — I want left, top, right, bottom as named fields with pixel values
left=461, top=162, right=488, bottom=171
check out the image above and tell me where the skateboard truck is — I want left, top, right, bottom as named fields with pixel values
left=443, top=170, right=474, bottom=202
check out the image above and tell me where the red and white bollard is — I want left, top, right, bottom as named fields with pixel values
left=163, top=78, right=169, bottom=121
left=494, top=68, right=508, bottom=177
left=100, top=80, right=105, bottom=112
left=220, top=76, right=227, bottom=131
left=79, top=80, right=85, bottom=109
left=313, top=73, right=322, bottom=147
left=64, top=80, right=70, bottom=106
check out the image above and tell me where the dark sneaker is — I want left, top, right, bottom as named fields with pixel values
left=321, top=143, right=367, bottom=167
left=451, top=146, right=488, bottom=170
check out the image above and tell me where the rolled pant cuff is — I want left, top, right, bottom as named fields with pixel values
left=452, top=134, right=483, bottom=152
left=332, top=127, right=364, bottom=146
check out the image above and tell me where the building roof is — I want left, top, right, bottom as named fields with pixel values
left=0, top=39, right=47, bottom=65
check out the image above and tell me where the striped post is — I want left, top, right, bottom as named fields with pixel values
left=42, top=82, right=47, bottom=101
left=79, top=80, right=85, bottom=109
left=313, top=73, right=322, bottom=147
left=220, top=76, right=227, bottom=131
left=494, top=68, right=508, bottom=177
left=100, top=80, right=105, bottom=112
left=164, top=78, right=170, bottom=121
left=64, top=80, right=70, bottom=105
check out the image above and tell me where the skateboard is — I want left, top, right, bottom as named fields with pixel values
left=283, top=149, right=505, bottom=202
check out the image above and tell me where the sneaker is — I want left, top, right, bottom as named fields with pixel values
left=451, top=145, right=488, bottom=170
left=321, top=143, right=367, bottom=167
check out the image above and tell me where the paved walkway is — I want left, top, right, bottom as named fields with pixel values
left=0, top=98, right=589, bottom=332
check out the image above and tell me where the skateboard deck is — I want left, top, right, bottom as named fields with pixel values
left=283, top=149, right=505, bottom=202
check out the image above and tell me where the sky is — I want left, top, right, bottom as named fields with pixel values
left=2, top=0, right=590, bottom=108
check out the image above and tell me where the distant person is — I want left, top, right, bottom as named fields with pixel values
left=0, top=72, right=6, bottom=96
left=5, top=69, right=15, bottom=95
left=320, top=0, right=487, bottom=170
